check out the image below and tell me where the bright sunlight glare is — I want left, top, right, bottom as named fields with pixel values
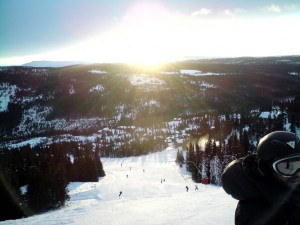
left=2, top=2, right=299, bottom=66
left=60, top=2, right=212, bottom=66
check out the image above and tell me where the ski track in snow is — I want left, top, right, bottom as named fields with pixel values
left=1, top=147, right=237, bottom=225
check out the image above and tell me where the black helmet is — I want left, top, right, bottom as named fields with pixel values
left=257, top=131, right=300, bottom=177
left=257, top=131, right=300, bottom=161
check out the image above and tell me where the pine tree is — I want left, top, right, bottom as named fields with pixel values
left=83, top=143, right=98, bottom=182
left=210, top=142, right=223, bottom=185
left=95, top=148, right=106, bottom=177
left=175, top=149, right=184, bottom=164
left=194, top=143, right=202, bottom=182
left=0, top=150, right=25, bottom=221
left=26, top=144, right=69, bottom=213
left=72, top=147, right=84, bottom=181
left=203, top=136, right=213, bottom=182
left=186, top=142, right=194, bottom=171
left=241, top=130, right=250, bottom=156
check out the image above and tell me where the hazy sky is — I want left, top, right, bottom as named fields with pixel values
left=1, top=0, right=300, bottom=65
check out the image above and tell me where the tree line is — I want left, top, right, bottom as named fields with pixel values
left=179, top=130, right=250, bottom=186
left=177, top=99, right=300, bottom=185
left=0, top=141, right=105, bottom=221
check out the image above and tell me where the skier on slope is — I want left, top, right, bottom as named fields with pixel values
left=222, top=131, right=300, bottom=225
left=186, top=186, right=189, bottom=192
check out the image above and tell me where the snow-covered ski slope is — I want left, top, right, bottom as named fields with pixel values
left=2, top=147, right=237, bottom=225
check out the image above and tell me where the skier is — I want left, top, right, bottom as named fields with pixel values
left=185, top=186, right=189, bottom=192
left=195, top=185, right=199, bottom=191
left=222, top=131, right=300, bottom=225
left=119, top=191, right=122, bottom=199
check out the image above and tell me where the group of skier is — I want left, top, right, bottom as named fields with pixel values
left=118, top=163, right=200, bottom=199
left=185, top=185, right=199, bottom=192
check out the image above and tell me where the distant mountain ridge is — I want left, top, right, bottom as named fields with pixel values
left=22, top=61, right=88, bottom=67
left=22, top=56, right=300, bottom=68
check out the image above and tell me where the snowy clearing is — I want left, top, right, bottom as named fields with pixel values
left=160, top=70, right=225, bottom=76
left=129, top=74, right=165, bottom=86
left=1, top=147, right=237, bottom=225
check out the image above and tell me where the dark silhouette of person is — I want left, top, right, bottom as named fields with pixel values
left=222, top=131, right=300, bottom=225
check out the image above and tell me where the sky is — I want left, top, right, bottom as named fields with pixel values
left=0, top=0, right=300, bottom=66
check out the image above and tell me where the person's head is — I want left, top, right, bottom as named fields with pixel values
left=257, top=131, right=300, bottom=187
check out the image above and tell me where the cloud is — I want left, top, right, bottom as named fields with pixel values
left=283, top=4, right=298, bottom=11
left=223, top=8, right=245, bottom=17
left=191, top=8, right=212, bottom=16
left=234, top=8, right=245, bottom=14
left=224, top=9, right=234, bottom=17
left=263, top=4, right=282, bottom=13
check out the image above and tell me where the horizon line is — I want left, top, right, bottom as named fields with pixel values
left=1, top=54, right=300, bottom=67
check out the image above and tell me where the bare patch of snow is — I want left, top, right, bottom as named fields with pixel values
left=200, top=82, right=216, bottom=88
left=69, top=85, right=75, bottom=95
left=0, top=83, right=17, bottom=112
left=160, top=70, right=225, bottom=76
left=13, top=106, right=53, bottom=136
left=89, top=85, right=105, bottom=93
left=288, top=72, right=299, bottom=76
left=129, top=74, right=165, bottom=86
left=180, top=70, right=225, bottom=76
left=89, top=69, right=107, bottom=74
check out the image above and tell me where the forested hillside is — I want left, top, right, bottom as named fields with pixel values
left=1, top=56, right=300, bottom=220
left=1, top=56, right=300, bottom=149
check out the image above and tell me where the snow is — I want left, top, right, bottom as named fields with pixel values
left=129, top=74, right=165, bottom=86
left=159, top=71, right=179, bottom=75
left=68, top=85, right=75, bottom=95
left=160, top=70, right=225, bottom=76
left=89, top=69, right=107, bottom=74
left=8, top=137, right=49, bottom=149
left=1, top=147, right=237, bottom=225
left=89, top=84, right=105, bottom=93
left=143, top=99, right=160, bottom=107
left=288, top=72, right=299, bottom=76
left=180, top=70, right=225, bottom=76
left=12, top=106, right=53, bottom=137
left=0, top=83, right=17, bottom=112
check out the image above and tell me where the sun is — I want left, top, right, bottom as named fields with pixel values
left=103, top=9, right=184, bottom=66
left=50, top=13, right=300, bottom=65
left=113, top=23, right=179, bottom=66
left=69, top=2, right=187, bottom=67
left=33, top=2, right=235, bottom=65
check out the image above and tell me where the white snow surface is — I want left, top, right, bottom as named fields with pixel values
left=180, top=70, right=224, bottom=76
left=159, top=70, right=225, bottom=76
left=1, top=147, right=237, bottom=225
left=0, top=83, right=17, bottom=112
left=129, top=75, right=165, bottom=86
left=89, top=69, right=107, bottom=74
